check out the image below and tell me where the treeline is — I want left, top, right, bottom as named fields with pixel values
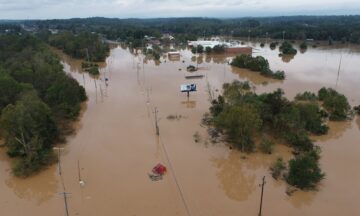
left=0, top=34, right=87, bottom=177
left=24, top=16, right=360, bottom=44
left=207, top=81, right=352, bottom=189
left=40, top=31, right=109, bottom=62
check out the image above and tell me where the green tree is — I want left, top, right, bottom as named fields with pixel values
left=205, top=46, right=212, bottom=53
left=1, top=92, right=58, bottom=177
left=197, top=45, right=204, bottom=53
left=287, top=150, right=325, bottom=189
left=0, top=68, right=23, bottom=110
left=191, top=47, right=197, bottom=54
left=296, top=103, right=329, bottom=135
left=318, top=87, right=351, bottom=120
left=214, top=105, right=262, bottom=152
left=300, top=41, right=308, bottom=50
left=213, top=45, right=225, bottom=53
left=280, top=41, right=297, bottom=55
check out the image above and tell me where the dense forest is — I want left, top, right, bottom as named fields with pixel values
left=40, top=31, right=109, bottom=62
left=0, top=34, right=87, bottom=177
left=206, top=81, right=352, bottom=189
left=19, top=16, right=360, bottom=44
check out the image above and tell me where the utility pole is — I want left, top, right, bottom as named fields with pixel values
left=154, top=107, right=160, bottom=136
left=335, top=54, right=343, bottom=89
left=77, top=160, right=82, bottom=182
left=53, top=147, right=64, bottom=175
left=59, top=192, right=71, bottom=216
left=258, top=176, right=266, bottom=216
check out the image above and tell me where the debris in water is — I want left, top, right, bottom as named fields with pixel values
left=149, top=163, right=167, bottom=181
left=186, top=65, right=197, bottom=72
left=166, top=114, right=186, bottom=120
left=148, top=173, right=163, bottom=181
left=193, top=132, right=201, bottom=143
left=152, top=163, right=167, bottom=175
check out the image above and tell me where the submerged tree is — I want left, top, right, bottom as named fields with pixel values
left=280, top=41, right=297, bottom=55
left=318, top=87, right=351, bottom=121
left=214, top=104, right=262, bottom=152
left=287, top=149, right=325, bottom=189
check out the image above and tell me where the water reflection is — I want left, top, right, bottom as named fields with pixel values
left=287, top=190, right=316, bottom=208
left=169, top=55, right=180, bottom=62
left=181, top=99, right=196, bottom=108
left=231, top=67, right=282, bottom=85
left=211, top=151, right=256, bottom=202
left=4, top=165, right=58, bottom=205
left=300, top=49, right=307, bottom=54
left=356, top=116, right=360, bottom=131
left=197, top=55, right=204, bottom=65
left=313, top=120, right=352, bottom=142
left=281, top=54, right=295, bottom=63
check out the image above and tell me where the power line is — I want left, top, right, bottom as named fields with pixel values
left=158, top=135, right=192, bottom=216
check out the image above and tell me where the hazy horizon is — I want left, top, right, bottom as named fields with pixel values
left=0, top=0, right=359, bottom=20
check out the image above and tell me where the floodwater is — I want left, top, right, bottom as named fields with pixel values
left=0, top=42, right=359, bottom=216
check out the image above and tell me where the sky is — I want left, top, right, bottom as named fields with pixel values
left=0, top=0, right=360, bottom=19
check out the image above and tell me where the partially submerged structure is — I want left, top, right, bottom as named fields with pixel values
left=180, top=84, right=197, bottom=92
left=188, top=37, right=252, bottom=54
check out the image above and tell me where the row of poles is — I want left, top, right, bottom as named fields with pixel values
left=53, top=147, right=84, bottom=216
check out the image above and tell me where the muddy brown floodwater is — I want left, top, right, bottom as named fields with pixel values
left=1, top=42, right=360, bottom=216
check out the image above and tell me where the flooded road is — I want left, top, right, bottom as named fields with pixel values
left=0, top=42, right=360, bottom=215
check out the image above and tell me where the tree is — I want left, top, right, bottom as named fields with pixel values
left=280, top=41, right=297, bottom=55
left=270, top=42, right=278, bottom=49
left=197, top=45, right=204, bottom=53
left=205, top=46, right=212, bottom=53
left=191, top=47, right=197, bottom=54
left=214, top=104, right=262, bottom=152
left=300, top=41, right=308, bottom=50
left=354, top=105, right=360, bottom=115
left=259, top=137, right=274, bottom=154
left=213, top=45, right=225, bottom=53
left=287, top=150, right=325, bottom=189
left=0, top=34, right=87, bottom=177
left=296, top=103, right=329, bottom=135
left=231, top=55, right=285, bottom=80
left=1, top=92, right=58, bottom=177
left=318, top=87, right=351, bottom=120
left=0, top=68, right=23, bottom=110
left=270, top=157, right=286, bottom=179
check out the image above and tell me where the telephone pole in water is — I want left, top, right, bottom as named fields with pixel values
left=154, top=107, right=159, bottom=135
left=258, top=176, right=266, bottom=216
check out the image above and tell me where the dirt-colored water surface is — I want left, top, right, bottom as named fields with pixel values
left=0, top=42, right=359, bottom=216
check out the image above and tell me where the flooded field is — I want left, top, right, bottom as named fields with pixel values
left=0, top=42, right=360, bottom=216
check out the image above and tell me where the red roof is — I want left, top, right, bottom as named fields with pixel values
left=152, top=163, right=167, bottom=175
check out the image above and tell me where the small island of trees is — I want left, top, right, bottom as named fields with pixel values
left=279, top=41, right=297, bottom=55
left=231, top=54, right=285, bottom=80
left=205, top=81, right=352, bottom=190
